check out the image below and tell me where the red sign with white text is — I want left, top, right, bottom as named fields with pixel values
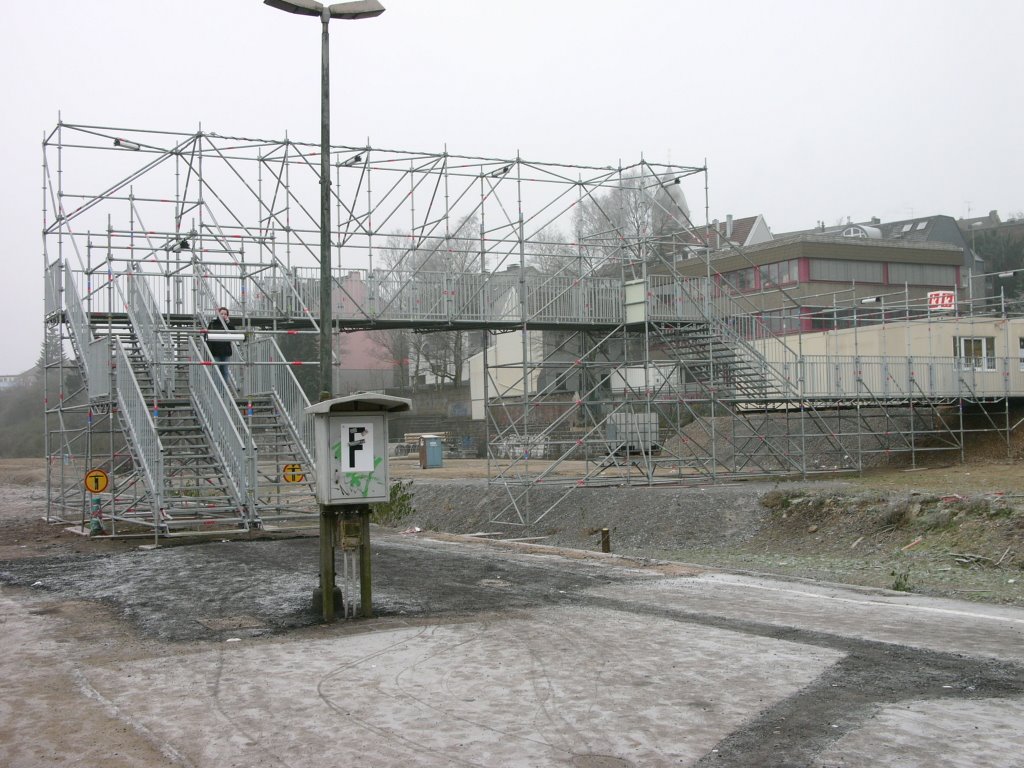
left=927, top=290, right=955, bottom=310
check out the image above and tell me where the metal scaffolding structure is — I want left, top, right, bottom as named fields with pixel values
left=42, top=120, right=1020, bottom=533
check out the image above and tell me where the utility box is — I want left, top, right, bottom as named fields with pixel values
left=305, top=394, right=411, bottom=505
left=418, top=435, right=444, bottom=469
left=606, top=412, right=659, bottom=453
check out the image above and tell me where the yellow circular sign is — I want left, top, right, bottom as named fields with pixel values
left=282, top=463, right=304, bottom=483
left=85, top=469, right=109, bottom=494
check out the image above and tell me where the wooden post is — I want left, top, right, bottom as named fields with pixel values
left=319, top=506, right=337, bottom=622
left=600, top=527, right=611, bottom=553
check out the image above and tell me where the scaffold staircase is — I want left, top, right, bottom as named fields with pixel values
left=653, top=321, right=771, bottom=402
left=53, top=256, right=317, bottom=535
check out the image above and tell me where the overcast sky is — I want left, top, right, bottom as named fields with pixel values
left=1, top=0, right=1021, bottom=374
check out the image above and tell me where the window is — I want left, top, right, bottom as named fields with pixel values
left=954, top=336, right=995, bottom=371
left=723, top=267, right=755, bottom=292
left=808, top=259, right=884, bottom=283
left=736, top=267, right=755, bottom=291
left=758, top=259, right=799, bottom=289
left=758, top=308, right=801, bottom=335
left=901, top=223, right=913, bottom=233
left=914, top=221, right=928, bottom=231
left=888, top=263, right=957, bottom=286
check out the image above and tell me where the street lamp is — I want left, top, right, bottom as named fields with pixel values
left=264, top=0, right=385, bottom=401
left=969, top=220, right=983, bottom=252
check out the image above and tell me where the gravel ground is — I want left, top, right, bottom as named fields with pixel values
left=3, top=456, right=1023, bottom=606
left=395, top=463, right=1024, bottom=606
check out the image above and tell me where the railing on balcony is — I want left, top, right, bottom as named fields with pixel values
left=791, top=354, right=1016, bottom=401
left=67, top=260, right=629, bottom=327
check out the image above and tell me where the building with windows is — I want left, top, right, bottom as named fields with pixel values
left=0, top=371, right=34, bottom=390
left=669, top=215, right=977, bottom=335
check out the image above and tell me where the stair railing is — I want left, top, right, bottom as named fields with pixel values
left=649, top=274, right=802, bottom=400
left=124, top=268, right=176, bottom=397
left=62, top=261, right=111, bottom=400
left=187, top=337, right=257, bottom=520
left=46, top=260, right=62, bottom=318
left=113, top=337, right=165, bottom=522
left=242, top=335, right=314, bottom=467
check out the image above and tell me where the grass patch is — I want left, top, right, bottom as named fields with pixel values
left=915, top=508, right=958, bottom=532
left=761, top=489, right=792, bottom=511
left=890, top=567, right=913, bottom=592
left=877, top=501, right=916, bottom=530
left=371, top=481, right=415, bottom=527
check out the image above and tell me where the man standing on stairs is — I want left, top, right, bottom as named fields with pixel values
left=206, top=306, right=235, bottom=390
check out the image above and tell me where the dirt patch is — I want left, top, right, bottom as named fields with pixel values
left=697, top=482, right=1024, bottom=604
left=0, top=458, right=47, bottom=486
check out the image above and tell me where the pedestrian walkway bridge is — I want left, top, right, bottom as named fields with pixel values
left=40, top=121, right=1024, bottom=530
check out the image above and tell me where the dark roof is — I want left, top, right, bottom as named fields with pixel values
left=780, top=214, right=971, bottom=254
left=677, top=215, right=759, bottom=248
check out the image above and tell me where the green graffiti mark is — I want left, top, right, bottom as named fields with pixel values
left=344, top=455, right=384, bottom=498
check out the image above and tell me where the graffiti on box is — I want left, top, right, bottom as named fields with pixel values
left=330, top=422, right=384, bottom=497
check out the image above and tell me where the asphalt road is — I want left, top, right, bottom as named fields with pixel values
left=2, top=530, right=1023, bottom=767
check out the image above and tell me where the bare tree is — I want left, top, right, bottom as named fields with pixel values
left=375, top=215, right=480, bottom=387
left=571, top=168, right=692, bottom=273
left=368, top=327, right=410, bottom=388
left=525, top=225, right=576, bottom=275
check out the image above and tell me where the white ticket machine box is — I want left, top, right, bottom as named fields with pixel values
left=305, top=394, right=411, bottom=506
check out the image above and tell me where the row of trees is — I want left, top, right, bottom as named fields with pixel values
left=0, top=327, right=83, bottom=458
left=973, top=221, right=1024, bottom=304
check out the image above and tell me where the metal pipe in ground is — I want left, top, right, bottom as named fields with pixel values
left=600, top=528, right=610, bottom=553
left=359, top=507, right=373, bottom=618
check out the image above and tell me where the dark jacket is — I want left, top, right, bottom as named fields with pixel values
left=206, top=316, right=235, bottom=358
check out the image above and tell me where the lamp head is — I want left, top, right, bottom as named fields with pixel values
left=328, top=1, right=385, bottom=19
left=263, top=0, right=323, bottom=16
left=263, top=0, right=385, bottom=19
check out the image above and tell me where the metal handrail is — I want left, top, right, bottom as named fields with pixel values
left=45, top=260, right=61, bottom=317
left=62, top=260, right=1024, bottom=328
left=648, top=274, right=796, bottom=399
left=794, top=353, right=1016, bottom=401
left=124, top=269, right=176, bottom=397
left=193, top=263, right=249, bottom=398
left=242, top=335, right=314, bottom=467
left=187, top=337, right=256, bottom=519
left=63, top=261, right=92, bottom=374
left=85, top=337, right=111, bottom=400
left=113, top=337, right=165, bottom=521
left=62, top=261, right=111, bottom=400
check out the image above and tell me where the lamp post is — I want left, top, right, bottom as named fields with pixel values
left=264, top=0, right=385, bottom=401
